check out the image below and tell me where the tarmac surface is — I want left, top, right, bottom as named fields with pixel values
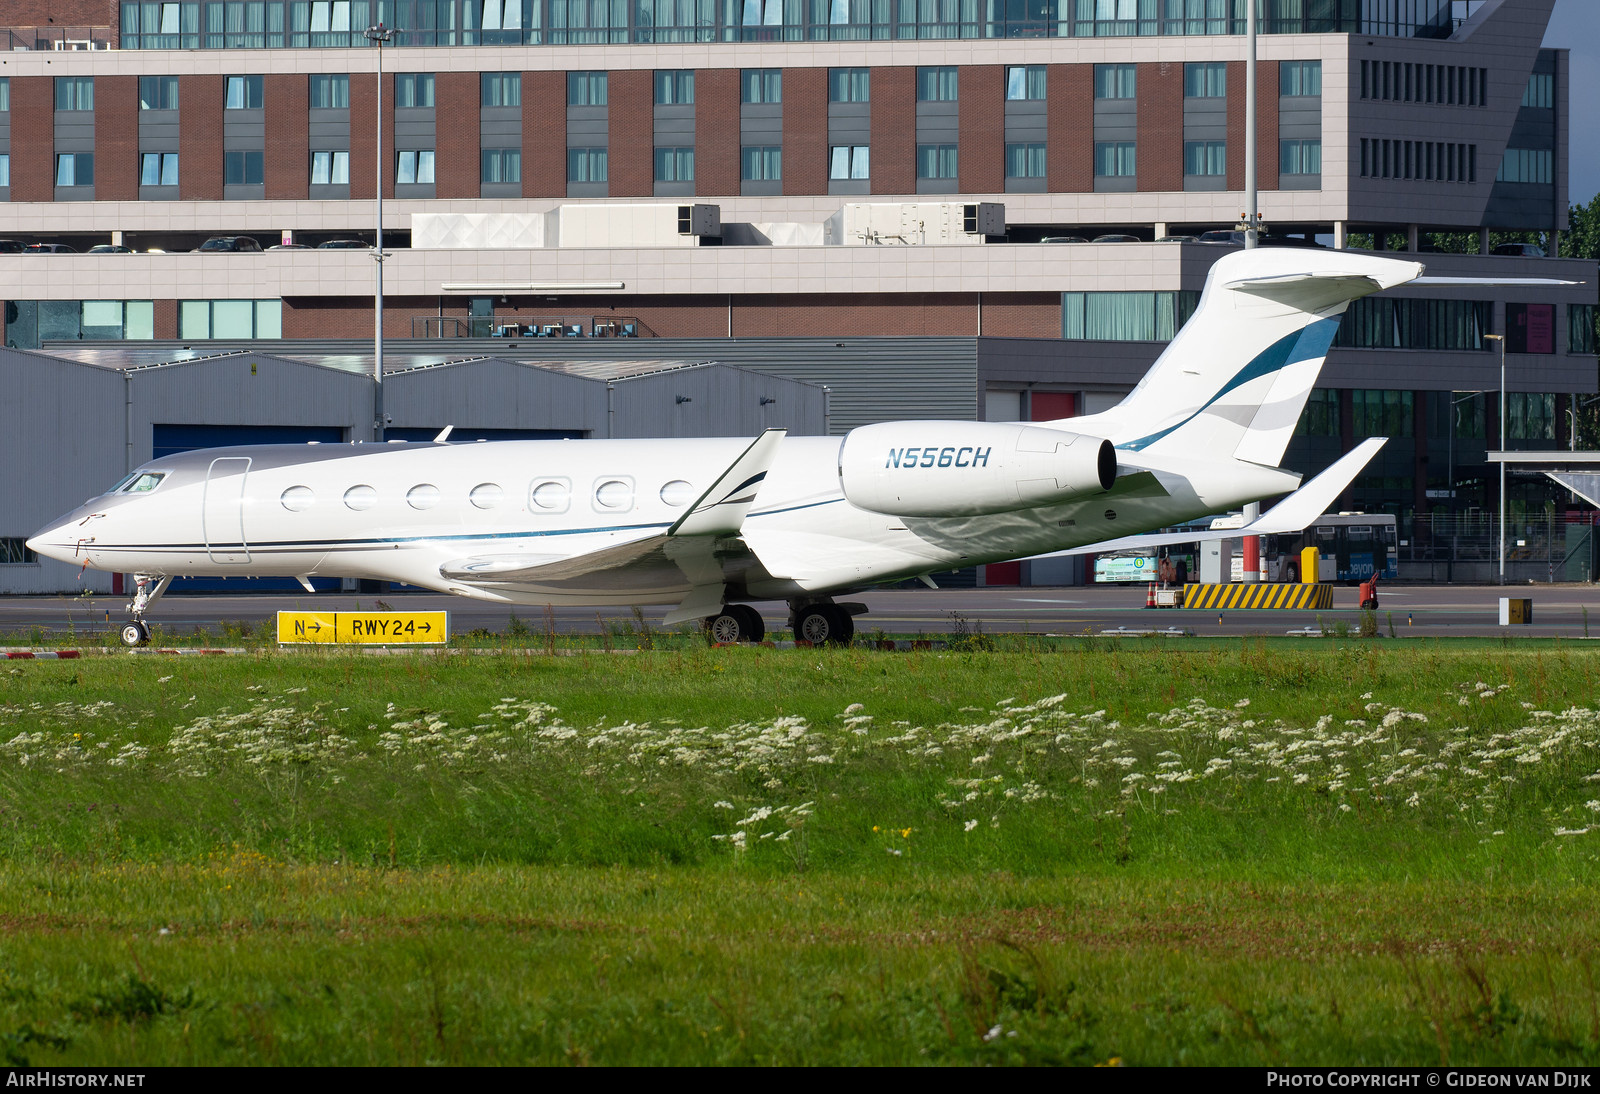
left=3, top=583, right=1599, bottom=642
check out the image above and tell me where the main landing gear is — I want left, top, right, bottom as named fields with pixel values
left=700, top=600, right=866, bottom=646
left=704, top=604, right=766, bottom=644
left=789, top=599, right=861, bottom=647
left=120, top=574, right=172, bottom=647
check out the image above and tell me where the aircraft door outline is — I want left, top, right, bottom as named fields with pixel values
left=203, top=457, right=252, bottom=565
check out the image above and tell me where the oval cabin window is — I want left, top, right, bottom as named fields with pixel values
left=530, top=480, right=570, bottom=510
left=281, top=486, right=315, bottom=512
left=407, top=484, right=440, bottom=510
left=595, top=479, right=633, bottom=510
left=470, top=483, right=504, bottom=509
left=660, top=480, right=695, bottom=507
left=344, top=485, right=378, bottom=511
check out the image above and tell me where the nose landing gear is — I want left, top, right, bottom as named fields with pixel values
left=120, top=574, right=172, bottom=647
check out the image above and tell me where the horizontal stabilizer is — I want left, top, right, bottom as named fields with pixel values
left=669, top=428, right=786, bottom=538
left=1412, top=276, right=1580, bottom=286
left=1030, top=439, right=1387, bottom=558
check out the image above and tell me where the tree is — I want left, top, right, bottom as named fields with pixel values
left=1562, top=193, right=1600, bottom=449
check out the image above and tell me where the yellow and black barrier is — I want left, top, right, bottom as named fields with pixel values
left=1182, top=583, right=1333, bottom=610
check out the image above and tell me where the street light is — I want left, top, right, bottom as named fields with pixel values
left=365, top=21, right=393, bottom=442
left=1484, top=332, right=1506, bottom=583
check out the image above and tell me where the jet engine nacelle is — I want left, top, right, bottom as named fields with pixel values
left=838, top=421, right=1116, bottom=517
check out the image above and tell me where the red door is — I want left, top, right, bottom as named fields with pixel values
left=1030, top=392, right=1077, bottom=421
left=985, top=561, right=1022, bottom=586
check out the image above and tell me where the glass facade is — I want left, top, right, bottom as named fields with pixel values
left=119, top=0, right=1444, bottom=49
left=1333, top=298, right=1491, bottom=351
left=1061, top=291, right=1199, bottom=341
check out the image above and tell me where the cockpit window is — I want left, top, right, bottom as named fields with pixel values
left=121, top=472, right=166, bottom=494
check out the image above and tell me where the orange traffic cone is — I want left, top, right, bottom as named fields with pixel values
left=1146, top=582, right=1156, bottom=608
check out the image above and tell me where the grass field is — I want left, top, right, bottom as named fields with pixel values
left=2, top=641, right=1599, bottom=1065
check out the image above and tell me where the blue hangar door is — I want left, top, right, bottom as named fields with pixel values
left=153, top=424, right=345, bottom=593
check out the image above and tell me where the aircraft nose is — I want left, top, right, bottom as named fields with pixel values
left=26, top=521, right=78, bottom=564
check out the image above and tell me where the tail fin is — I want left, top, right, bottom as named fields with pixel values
left=1076, top=249, right=1423, bottom=466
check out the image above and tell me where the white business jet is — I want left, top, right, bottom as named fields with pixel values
left=29, top=248, right=1431, bottom=647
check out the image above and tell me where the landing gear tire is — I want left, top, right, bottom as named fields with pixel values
left=796, top=604, right=853, bottom=646
left=120, top=620, right=150, bottom=648
left=705, top=604, right=765, bottom=644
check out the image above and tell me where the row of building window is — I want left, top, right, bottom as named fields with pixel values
left=1297, top=390, right=1565, bottom=442
left=1496, top=149, right=1554, bottom=186
left=115, top=0, right=1440, bottom=49
left=19, top=61, right=1324, bottom=118
left=1061, top=294, right=1589, bottom=354
left=1359, top=60, right=1487, bottom=107
left=18, top=138, right=1319, bottom=189
left=1521, top=72, right=1553, bottom=110
left=1358, top=139, right=1476, bottom=183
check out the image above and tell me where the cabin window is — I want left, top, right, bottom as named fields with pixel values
left=660, top=480, right=694, bottom=506
left=123, top=472, right=166, bottom=493
left=407, top=484, right=440, bottom=510
left=470, top=483, right=504, bottom=509
left=343, top=485, right=377, bottom=511
left=595, top=479, right=633, bottom=510
left=281, top=485, right=315, bottom=511
left=530, top=480, right=570, bottom=511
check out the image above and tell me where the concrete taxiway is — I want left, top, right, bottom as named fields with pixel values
left=2, top=583, right=1598, bottom=642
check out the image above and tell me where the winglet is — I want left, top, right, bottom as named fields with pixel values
left=434, top=425, right=454, bottom=443
left=668, top=429, right=787, bottom=537
left=1244, top=437, right=1387, bottom=535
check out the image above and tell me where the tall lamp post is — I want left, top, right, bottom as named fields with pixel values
left=365, top=21, right=393, bottom=442
left=1484, top=332, right=1506, bottom=584
left=1238, top=0, right=1263, bottom=582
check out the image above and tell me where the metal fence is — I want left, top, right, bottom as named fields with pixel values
left=1401, top=512, right=1598, bottom=584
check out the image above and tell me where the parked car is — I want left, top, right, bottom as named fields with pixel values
left=0, top=240, right=26, bottom=254
left=1155, top=235, right=1199, bottom=242
left=24, top=242, right=79, bottom=254
left=1491, top=242, right=1545, bottom=257
left=1091, top=233, right=1142, bottom=243
left=267, top=243, right=312, bottom=250
left=86, top=244, right=135, bottom=254
left=194, top=236, right=263, bottom=252
left=316, top=239, right=370, bottom=249
left=1039, top=236, right=1088, bottom=244
left=1198, top=229, right=1247, bottom=244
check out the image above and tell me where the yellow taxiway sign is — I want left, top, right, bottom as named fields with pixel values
left=276, top=611, right=449, bottom=645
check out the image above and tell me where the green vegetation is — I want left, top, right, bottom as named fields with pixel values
left=2, top=644, right=1599, bottom=1065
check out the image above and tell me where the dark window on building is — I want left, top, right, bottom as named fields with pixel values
left=309, top=74, right=349, bottom=109
left=140, top=152, right=178, bottom=186
left=917, top=144, right=956, bottom=179
left=828, top=68, right=869, bottom=103
left=139, top=76, right=178, bottom=110
left=1005, top=66, right=1045, bottom=100
left=1352, top=390, right=1414, bottom=437
left=55, top=77, right=94, bottom=111
left=741, top=146, right=781, bottom=180
left=1570, top=304, right=1597, bottom=356
left=396, top=74, right=435, bottom=108
left=1281, top=61, right=1321, bottom=96
left=1335, top=298, right=1491, bottom=351
left=568, top=71, right=608, bottom=106
left=916, top=67, right=957, bottom=101
left=1005, top=143, right=1045, bottom=178
left=226, top=75, right=263, bottom=109
left=55, top=154, right=94, bottom=186
left=226, top=150, right=264, bottom=184
left=655, top=71, right=694, bottom=105
left=1184, top=140, right=1225, bottom=175
left=482, top=72, right=520, bottom=107
left=742, top=69, right=781, bottom=103
left=654, top=147, right=694, bottom=181
left=1094, top=64, right=1135, bottom=99
left=1184, top=62, right=1225, bottom=98
left=481, top=149, right=521, bottom=183
left=567, top=148, right=608, bottom=182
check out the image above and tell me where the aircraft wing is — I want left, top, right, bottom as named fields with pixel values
left=438, top=432, right=787, bottom=610
left=1030, top=438, right=1387, bottom=558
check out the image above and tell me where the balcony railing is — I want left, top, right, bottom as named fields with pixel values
left=411, top=315, right=651, bottom=339
left=4, top=26, right=114, bottom=50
